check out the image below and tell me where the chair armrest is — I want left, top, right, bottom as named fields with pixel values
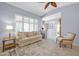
left=57, top=36, right=65, bottom=41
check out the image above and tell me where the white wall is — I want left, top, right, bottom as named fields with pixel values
left=61, top=3, right=79, bottom=45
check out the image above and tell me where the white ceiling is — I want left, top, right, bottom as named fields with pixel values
left=7, top=2, right=77, bottom=16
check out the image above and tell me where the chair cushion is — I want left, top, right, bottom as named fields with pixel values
left=62, top=40, right=73, bottom=45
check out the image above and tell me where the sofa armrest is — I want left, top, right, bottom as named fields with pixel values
left=16, top=36, right=21, bottom=41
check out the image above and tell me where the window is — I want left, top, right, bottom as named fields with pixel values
left=34, top=19, right=38, bottom=31
left=15, top=15, right=22, bottom=22
left=24, top=23, right=29, bottom=32
left=24, top=17, right=29, bottom=23
left=30, top=18, right=34, bottom=23
left=23, top=17, right=29, bottom=32
left=30, top=24, right=34, bottom=32
left=29, top=18, right=34, bottom=32
left=16, top=22, right=22, bottom=32
left=15, top=15, right=23, bottom=32
left=34, top=24, right=38, bottom=31
left=15, top=14, right=39, bottom=32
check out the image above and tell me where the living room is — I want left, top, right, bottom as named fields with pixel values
left=0, top=2, right=79, bottom=56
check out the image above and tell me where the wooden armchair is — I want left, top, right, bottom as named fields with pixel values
left=58, top=32, right=76, bottom=48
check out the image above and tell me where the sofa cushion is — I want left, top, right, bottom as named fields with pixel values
left=33, top=32, right=39, bottom=35
left=28, top=32, right=34, bottom=37
left=19, top=35, right=41, bottom=42
left=24, top=32, right=29, bottom=37
left=18, top=32, right=24, bottom=36
left=19, top=37, right=30, bottom=41
left=17, top=32, right=26, bottom=39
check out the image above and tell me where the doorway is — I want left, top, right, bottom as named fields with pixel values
left=43, top=12, right=61, bottom=42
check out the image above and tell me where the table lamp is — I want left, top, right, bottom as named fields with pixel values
left=6, top=25, right=13, bottom=39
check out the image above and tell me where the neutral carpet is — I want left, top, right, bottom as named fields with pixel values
left=0, top=39, right=79, bottom=56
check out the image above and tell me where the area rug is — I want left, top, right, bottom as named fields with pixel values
left=0, top=39, right=79, bottom=56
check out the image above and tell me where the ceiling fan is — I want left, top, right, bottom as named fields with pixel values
left=44, top=2, right=57, bottom=10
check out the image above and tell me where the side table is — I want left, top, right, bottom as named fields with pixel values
left=2, top=38, right=16, bottom=56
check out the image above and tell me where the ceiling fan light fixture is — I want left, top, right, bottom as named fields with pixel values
left=51, top=2, right=57, bottom=7
left=44, top=2, right=57, bottom=10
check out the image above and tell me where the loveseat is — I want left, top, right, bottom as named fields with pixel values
left=16, top=32, right=42, bottom=47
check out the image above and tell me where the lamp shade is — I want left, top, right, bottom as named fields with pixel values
left=6, top=25, right=13, bottom=30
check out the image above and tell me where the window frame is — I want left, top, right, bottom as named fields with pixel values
left=15, top=14, right=39, bottom=33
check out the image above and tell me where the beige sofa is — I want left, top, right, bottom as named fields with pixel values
left=16, top=32, right=42, bottom=47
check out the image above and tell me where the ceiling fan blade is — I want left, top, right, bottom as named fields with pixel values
left=51, top=2, right=57, bottom=7
left=44, top=2, right=50, bottom=10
